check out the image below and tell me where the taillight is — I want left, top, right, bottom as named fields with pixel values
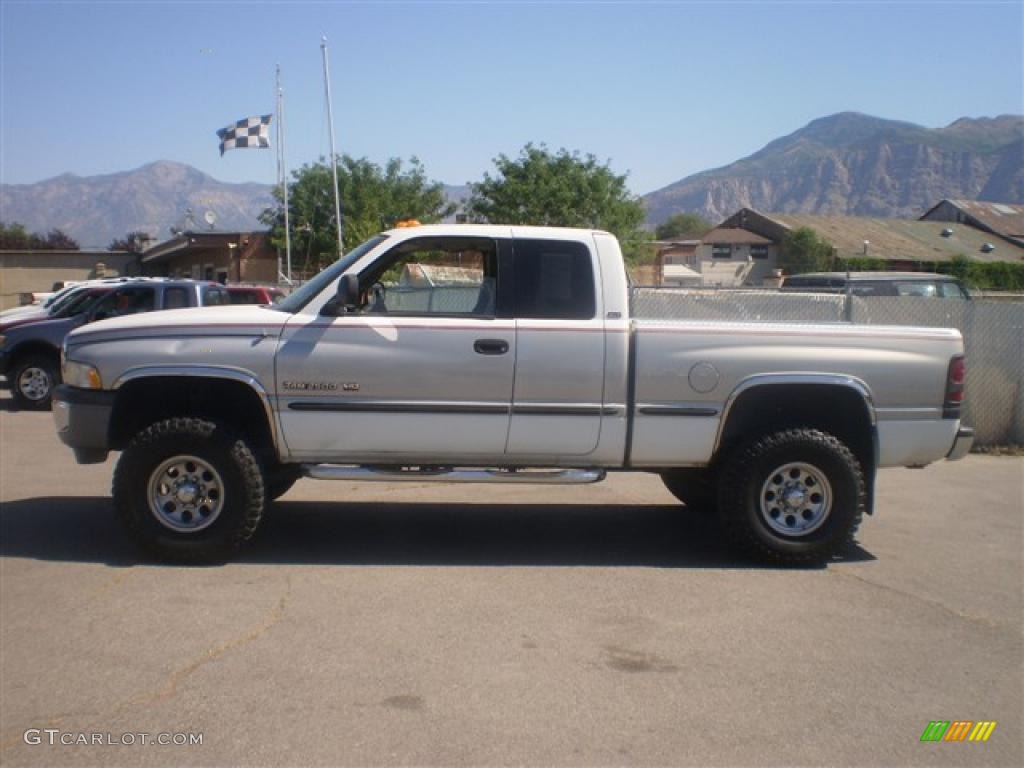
left=944, top=355, right=965, bottom=418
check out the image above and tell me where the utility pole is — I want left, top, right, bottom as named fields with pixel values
left=276, top=64, right=293, bottom=283
left=321, top=36, right=344, bottom=257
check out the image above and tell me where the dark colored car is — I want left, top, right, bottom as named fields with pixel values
left=0, top=280, right=230, bottom=410
left=781, top=271, right=970, bottom=299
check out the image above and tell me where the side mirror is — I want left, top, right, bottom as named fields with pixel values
left=323, top=274, right=361, bottom=316
left=338, top=274, right=360, bottom=308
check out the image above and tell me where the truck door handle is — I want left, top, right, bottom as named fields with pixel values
left=474, top=339, right=509, bottom=355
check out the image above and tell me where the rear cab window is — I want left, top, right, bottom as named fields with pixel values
left=512, top=239, right=596, bottom=320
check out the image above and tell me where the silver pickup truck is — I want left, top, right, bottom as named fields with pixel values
left=53, top=225, right=973, bottom=564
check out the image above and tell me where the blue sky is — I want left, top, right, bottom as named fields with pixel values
left=1, top=1, right=1022, bottom=195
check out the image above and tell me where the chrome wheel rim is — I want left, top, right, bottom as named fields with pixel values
left=18, top=367, right=51, bottom=401
left=759, top=462, right=832, bottom=537
left=147, top=455, right=225, bottom=533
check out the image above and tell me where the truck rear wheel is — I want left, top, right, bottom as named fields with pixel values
left=660, top=468, right=716, bottom=512
left=113, top=417, right=265, bottom=563
left=717, top=428, right=864, bottom=565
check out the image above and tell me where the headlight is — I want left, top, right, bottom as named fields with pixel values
left=62, top=359, right=103, bottom=389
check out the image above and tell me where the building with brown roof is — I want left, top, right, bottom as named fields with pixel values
left=695, top=227, right=778, bottom=285
left=653, top=239, right=700, bottom=286
left=920, top=199, right=1024, bottom=248
left=716, top=207, right=1024, bottom=271
left=141, top=231, right=278, bottom=284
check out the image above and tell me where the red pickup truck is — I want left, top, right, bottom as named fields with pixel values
left=224, top=285, right=285, bottom=305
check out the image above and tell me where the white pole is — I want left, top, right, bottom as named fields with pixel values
left=276, top=64, right=293, bottom=284
left=321, top=35, right=344, bottom=257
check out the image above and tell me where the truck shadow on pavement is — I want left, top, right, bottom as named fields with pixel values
left=0, top=496, right=876, bottom=569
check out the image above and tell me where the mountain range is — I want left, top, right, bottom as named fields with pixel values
left=1, top=112, right=1021, bottom=248
left=642, top=112, right=1023, bottom=226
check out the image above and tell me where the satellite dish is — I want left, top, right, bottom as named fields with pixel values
left=204, top=210, right=218, bottom=229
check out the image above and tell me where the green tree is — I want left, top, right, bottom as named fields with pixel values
left=948, top=254, right=971, bottom=283
left=42, top=229, right=79, bottom=249
left=466, top=143, right=647, bottom=262
left=261, top=155, right=455, bottom=271
left=0, top=222, right=78, bottom=250
left=108, top=231, right=154, bottom=253
left=0, top=222, right=33, bottom=249
left=778, top=227, right=833, bottom=274
left=654, top=213, right=712, bottom=240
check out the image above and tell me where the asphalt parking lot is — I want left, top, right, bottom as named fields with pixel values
left=1, top=391, right=1021, bottom=767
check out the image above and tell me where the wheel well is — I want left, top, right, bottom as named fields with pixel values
left=8, top=342, right=60, bottom=370
left=716, top=383, right=876, bottom=476
left=109, top=377, right=276, bottom=462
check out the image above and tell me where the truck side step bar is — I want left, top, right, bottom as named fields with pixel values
left=301, top=465, right=607, bottom=485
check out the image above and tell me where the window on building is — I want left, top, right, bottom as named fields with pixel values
left=711, top=244, right=732, bottom=259
left=513, top=239, right=595, bottom=320
left=750, top=244, right=769, bottom=259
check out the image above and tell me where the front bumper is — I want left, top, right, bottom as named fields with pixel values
left=52, top=384, right=115, bottom=464
left=946, top=426, right=975, bottom=462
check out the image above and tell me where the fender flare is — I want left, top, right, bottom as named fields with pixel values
left=112, top=365, right=278, bottom=450
left=713, top=372, right=877, bottom=457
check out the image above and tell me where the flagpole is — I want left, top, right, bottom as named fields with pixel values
left=321, top=35, right=344, bottom=257
left=276, top=64, right=293, bottom=284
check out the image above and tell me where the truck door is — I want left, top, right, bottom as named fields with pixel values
left=275, top=234, right=515, bottom=461
left=506, top=236, right=605, bottom=456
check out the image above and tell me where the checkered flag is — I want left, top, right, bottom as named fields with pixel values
left=216, top=115, right=272, bottom=156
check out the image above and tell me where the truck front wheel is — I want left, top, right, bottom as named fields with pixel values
left=11, top=352, right=59, bottom=410
left=717, top=428, right=864, bottom=565
left=113, top=417, right=265, bottom=563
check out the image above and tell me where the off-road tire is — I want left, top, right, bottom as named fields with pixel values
left=660, top=468, right=717, bottom=512
left=717, top=428, right=864, bottom=565
left=113, top=417, right=265, bottom=563
left=11, top=352, right=59, bottom=410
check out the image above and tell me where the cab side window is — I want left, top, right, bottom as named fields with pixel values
left=851, top=282, right=898, bottom=297
left=203, top=287, right=230, bottom=306
left=939, top=282, right=968, bottom=299
left=164, top=287, right=189, bottom=309
left=92, top=286, right=155, bottom=319
left=360, top=236, right=498, bottom=316
left=513, top=239, right=595, bottom=320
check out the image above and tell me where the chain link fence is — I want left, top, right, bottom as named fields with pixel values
left=631, top=288, right=1024, bottom=447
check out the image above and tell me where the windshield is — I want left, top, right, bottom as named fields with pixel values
left=54, top=289, right=110, bottom=318
left=274, top=234, right=389, bottom=313
left=41, top=287, right=73, bottom=308
left=46, top=286, right=86, bottom=314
